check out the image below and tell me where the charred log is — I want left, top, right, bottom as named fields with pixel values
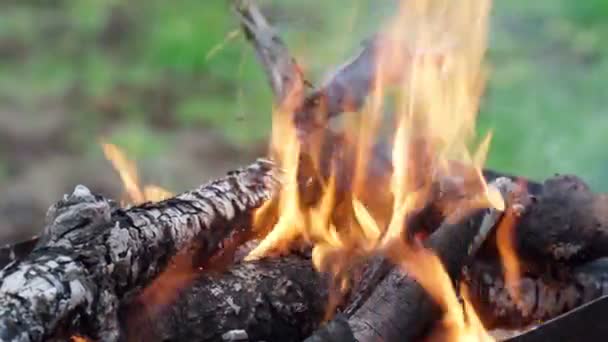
left=512, top=174, right=608, bottom=264
left=305, top=202, right=504, bottom=342
left=125, top=255, right=327, bottom=342
left=232, top=0, right=305, bottom=104
left=465, top=258, right=608, bottom=330
left=349, top=207, right=502, bottom=342
left=0, top=160, right=278, bottom=342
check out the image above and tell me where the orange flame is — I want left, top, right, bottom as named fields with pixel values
left=249, top=0, right=511, bottom=339
left=496, top=205, right=522, bottom=305
left=101, top=142, right=173, bottom=205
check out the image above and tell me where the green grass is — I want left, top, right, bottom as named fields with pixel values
left=479, top=1, right=608, bottom=188
left=1, top=1, right=608, bottom=189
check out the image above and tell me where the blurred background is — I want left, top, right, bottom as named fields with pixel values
left=0, top=0, right=607, bottom=244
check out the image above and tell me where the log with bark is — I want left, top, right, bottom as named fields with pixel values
left=465, top=258, right=608, bottom=330
left=0, top=160, right=278, bottom=342
left=108, top=167, right=608, bottom=341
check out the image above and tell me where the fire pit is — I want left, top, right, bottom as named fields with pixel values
left=1, top=0, right=607, bottom=341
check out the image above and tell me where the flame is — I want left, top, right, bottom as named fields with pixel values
left=101, top=142, right=173, bottom=205
left=249, top=0, right=507, bottom=339
left=496, top=205, right=522, bottom=305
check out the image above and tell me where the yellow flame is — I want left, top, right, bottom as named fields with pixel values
left=380, top=0, right=496, bottom=337
left=249, top=0, right=505, bottom=339
left=496, top=206, right=522, bottom=305
left=101, top=142, right=173, bottom=205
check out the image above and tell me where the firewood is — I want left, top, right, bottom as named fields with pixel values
left=124, top=255, right=327, bottom=342
left=0, top=171, right=598, bottom=340
left=122, top=240, right=608, bottom=341
left=304, top=206, right=502, bottom=342
left=233, top=0, right=305, bottom=104
left=465, top=258, right=608, bottom=330
left=510, top=174, right=608, bottom=264
left=0, top=160, right=278, bottom=342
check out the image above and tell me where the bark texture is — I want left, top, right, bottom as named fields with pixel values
left=0, top=236, right=39, bottom=270
left=126, top=256, right=326, bottom=342
left=465, top=258, right=608, bottom=329
left=512, top=174, right=608, bottom=264
left=0, top=159, right=278, bottom=342
left=233, top=0, right=304, bottom=103
left=293, top=36, right=379, bottom=135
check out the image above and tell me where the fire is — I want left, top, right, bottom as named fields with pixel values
left=101, top=142, right=173, bottom=205
left=496, top=203, right=522, bottom=305
left=249, top=0, right=516, bottom=340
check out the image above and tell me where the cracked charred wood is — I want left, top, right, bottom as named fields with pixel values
left=465, top=258, right=608, bottom=330
left=348, top=207, right=503, bottom=342
left=124, top=255, right=327, bottom=342
left=510, top=174, right=608, bottom=265
left=293, top=37, right=379, bottom=136
left=0, top=160, right=278, bottom=342
left=341, top=256, right=393, bottom=317
left=317, top=133, right=608, bottom=267
left=305, top=203, right=504, bottom=342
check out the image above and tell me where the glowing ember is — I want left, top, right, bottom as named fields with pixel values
left=101, top=142, right=173, bottom=205
left=249, top=0, right=515, bottom=339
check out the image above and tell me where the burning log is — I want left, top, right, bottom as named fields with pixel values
left=125, top=255, right=327, bottom=342
left=120, top=203, right=608, bottom=342
left=304, top=176, right=518, bottom=342
left=0, top=160, right=278, bottom=342
left=304, top=206, right=503, bottom=342
left=2, top=159, right=603, bottom=273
